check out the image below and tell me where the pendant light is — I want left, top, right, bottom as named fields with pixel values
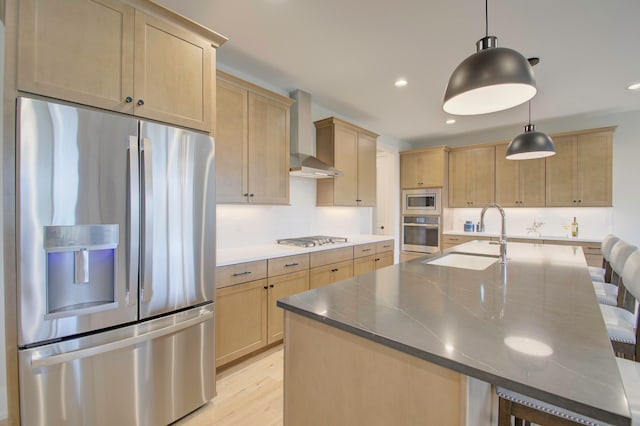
left=443, top=0, right=537, bottom=115
left=505, top=99, right=555, bottom=160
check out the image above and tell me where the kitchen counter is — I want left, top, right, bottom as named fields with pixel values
left=217, top=234, right=394, bottom=266
left=443, top=230, right=602, bottom=243
left=278, top=241, right=630, bottom=425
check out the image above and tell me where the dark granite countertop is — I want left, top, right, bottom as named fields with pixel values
left=277, top=240, right=631, bottom=425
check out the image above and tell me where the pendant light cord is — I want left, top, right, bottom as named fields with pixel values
left=528, top=100, right=532, bottom=125
left=485, top=0, right=489, bottom=37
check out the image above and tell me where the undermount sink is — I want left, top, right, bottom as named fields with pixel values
left=423, top=253, right=499, bottom=270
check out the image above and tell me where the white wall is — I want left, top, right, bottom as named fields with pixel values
left=414, top=109, right=640, bottom=246
left=215, top=64, right=410, bottom=252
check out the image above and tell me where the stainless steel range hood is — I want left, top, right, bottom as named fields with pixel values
left=289, top=89, right=343, bottom=178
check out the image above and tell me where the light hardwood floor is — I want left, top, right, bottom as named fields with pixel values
left=174, top=345, right=284, bottom=426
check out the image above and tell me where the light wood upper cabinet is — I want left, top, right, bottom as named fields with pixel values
left=315, top=117, right=379, bottom=207
left=448, top=146, right=495, bottom=208
left=495, top=143, right=545, bottom=207
left=133, top=10, right=212, bottom=130
left=356, top=132, right=377, bottom=207
left=216, top=71, right=293, bottom=204
left=18, top=0, right=135, bottom=114
left=546, top=129, right=613, bottom=207
left=400, top=147, right=449, bottom=189
left=17, top=0, right=225, bottom=131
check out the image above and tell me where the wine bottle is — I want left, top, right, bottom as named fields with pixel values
left=571, top=217, right=578, bottom=237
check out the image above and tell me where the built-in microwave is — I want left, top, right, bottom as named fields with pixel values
left=402, top=188, right=441, bottom=215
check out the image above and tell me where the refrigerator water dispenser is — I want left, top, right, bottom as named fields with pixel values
left=44, top=225, right=119, bottom=319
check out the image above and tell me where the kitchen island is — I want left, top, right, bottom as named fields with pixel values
left=277, top=241, right=631, bottom=425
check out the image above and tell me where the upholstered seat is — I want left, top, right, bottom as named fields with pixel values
left=590, top=235, right=620, bottom=283
left=616, top=358, right=640, bottom=423
left=600, top=249, right=640, bottom=359
left=593, top=240, right=637, bottom=307
left=600, top=304, right=636, bottom=344
left=496, top=387, right=610, bottom=425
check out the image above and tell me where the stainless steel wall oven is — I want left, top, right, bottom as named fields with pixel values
left=402, top=215, right=440, bottom=254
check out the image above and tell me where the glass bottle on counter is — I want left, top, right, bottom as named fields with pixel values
left=571, top=217, right=579, bottom=237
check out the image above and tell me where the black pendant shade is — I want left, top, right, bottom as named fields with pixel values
left=506, top=123, right=556, bottom=160
left=444, top=36, right=537, bottom=115
left=443, top=0, right=537, bottom=115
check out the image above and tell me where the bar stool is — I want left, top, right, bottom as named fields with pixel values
left=616, top=358, right=640, bottom=423
left=599, top=249, right=640, bottom=359
left=590, top=234, right=619, bottom=283
left=594, top=241, right=637, bottom=306
left=496, top=387, right=607, bottom=425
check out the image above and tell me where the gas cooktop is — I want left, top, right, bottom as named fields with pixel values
left=276, top=235, right=348, bottom=248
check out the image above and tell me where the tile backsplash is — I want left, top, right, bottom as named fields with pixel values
left=446, top=207, right=613, bottom=239
left=217, top=177, right=373, bottom=249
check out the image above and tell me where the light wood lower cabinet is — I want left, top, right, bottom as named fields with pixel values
left=543, top=240, right=602, bottom=267
left=310, top=260, right=354, bottom=289
left=441, top=234, right=493, bottom=250
left=216, top=240, right=394, bottom=366
left=353, top=242, right=395, bottom=275
left=215, top=279, right=268, bottom=367
left=267, top=270, right=309, bottom=343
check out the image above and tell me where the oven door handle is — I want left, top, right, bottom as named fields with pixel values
left=403, top=224, right=439, bottom=228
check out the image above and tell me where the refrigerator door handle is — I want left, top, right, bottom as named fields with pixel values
left=30, top=310, right=213, bottom=369
left=127, top=136, right=140, bottom=306
left=140, top=137, right=153, bottom=303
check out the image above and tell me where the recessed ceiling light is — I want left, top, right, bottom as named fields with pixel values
left=394, top=79, right=408, bottom=88
left=446, top=119, right=456, bottom=124
left=628, top=83, right=640, bottom=91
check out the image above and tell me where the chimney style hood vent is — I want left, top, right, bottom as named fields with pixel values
left=289, top=89, right=343, bottom=178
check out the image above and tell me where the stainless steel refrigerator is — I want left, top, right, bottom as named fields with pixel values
left=16, top=96, right=216, bottom=426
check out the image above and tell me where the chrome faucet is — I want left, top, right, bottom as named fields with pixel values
left=480, top=203, right=508, bottom=264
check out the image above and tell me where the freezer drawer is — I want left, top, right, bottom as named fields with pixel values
left=18, top=304, right=215, bottom=426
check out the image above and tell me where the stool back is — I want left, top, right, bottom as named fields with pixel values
left=602, top=234, right=620, bottom=261
left=609, top=241, right=637, bottom=282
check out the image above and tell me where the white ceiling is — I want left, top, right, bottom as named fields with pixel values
left=156, top=0, right=640, bottom=144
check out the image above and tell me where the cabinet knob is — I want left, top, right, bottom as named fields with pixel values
left=380, top=225, right=385, bottom=230
left=269, top=284, right=274, bottom=288
left=250, top=194, right=255, bottom=197
left=125, top=96, right=133, bottom=103
left=243, top=193, right=249, bottom=197
left=137, top=99, right=145, bottom=106
left=578, top=199, right=582, bottom=203
left=331, top=268, right=338, bottom=272
left=573, top=200, right=577, bottom=203
left=263, top=286, right=268, bottom=289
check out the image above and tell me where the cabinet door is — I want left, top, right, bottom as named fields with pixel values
left=357, top=132, right=377, bottom=206
left=133, top=10, right=212, bottom=131
left=400, top=153, right=420, bottom=188
left=267, top=270, right=309, bottom=344
left=309, top=260, right=354, bottom=289
left=375, top=251, right=394, bottom=269
left=546, top=136, right=578, bottom=206
left=215, top=79, right=248, bottom=203
left=333, top=125, right=359, bottom=206
left=495, top=143, right=520, bottom=207
left=448, top=150, right=469, bottom=207
left=247, top=92, right=290, bottom=204
left=354, top=255, right=376, bottom=276
left=469, top=146, right=495, bottom=206
left=578, top=132, right=612, bottom=206
left=215, top=280, right=267, bottom=367
left=18, top=0, right=135, bottom=113
left=519, top=158, right=546, bottom=206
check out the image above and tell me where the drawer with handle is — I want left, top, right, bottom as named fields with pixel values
left=268, top=253, right=310, bottom=277
left=354, top=243, right=376, bottom=258
left=216, top=260, right=267, bottom=289
left=376, top=240, right=394, bottom=253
